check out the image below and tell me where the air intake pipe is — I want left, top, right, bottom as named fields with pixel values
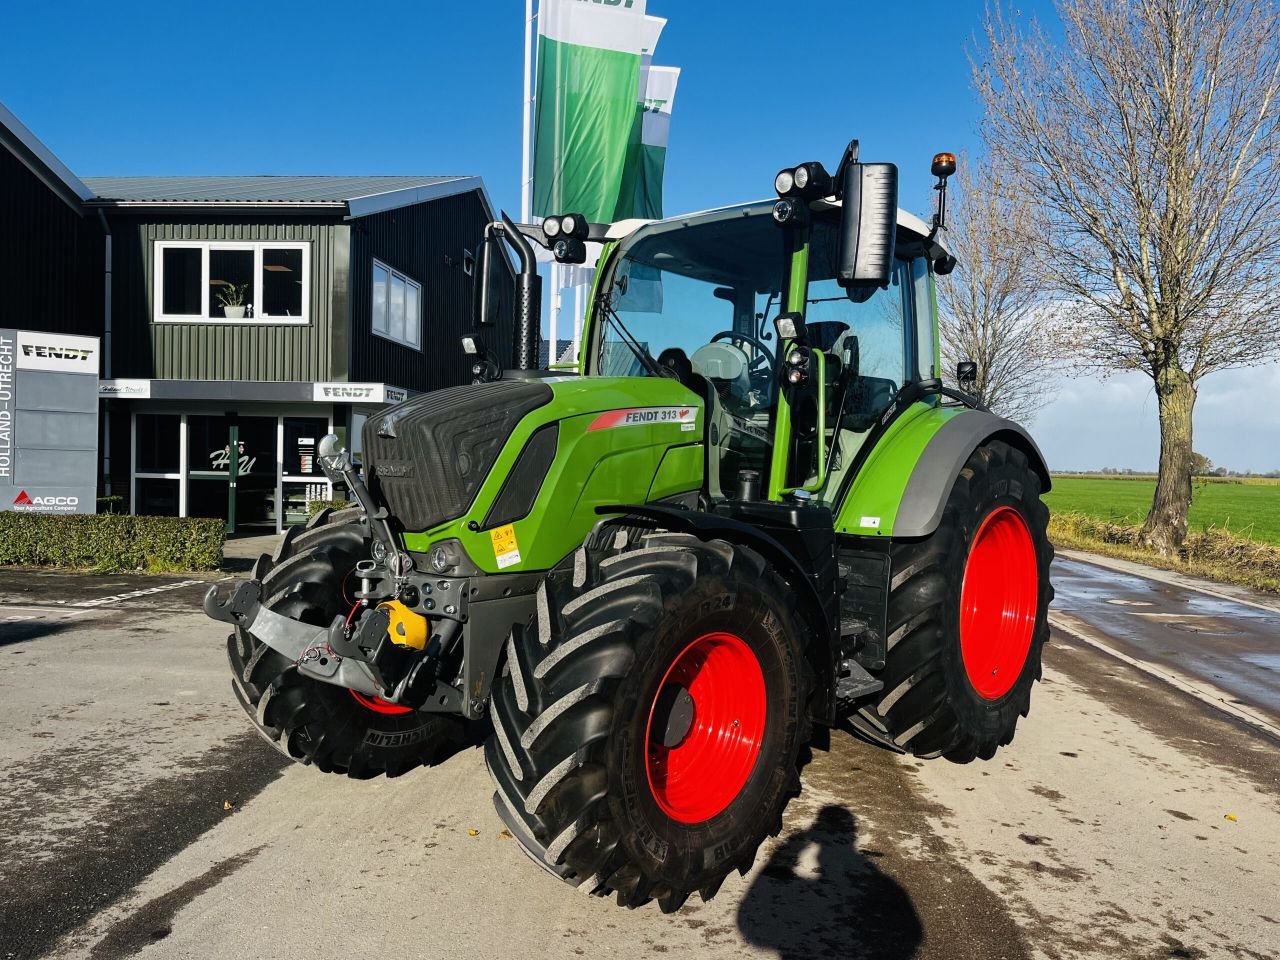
left=501, top=212, right=543, bottom=372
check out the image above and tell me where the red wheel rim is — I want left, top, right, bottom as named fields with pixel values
left=350, top=691, right=415, bottom=715
left=960, top=506, right=1039, bottom=700
left=644, top=631, right=766, bottom=824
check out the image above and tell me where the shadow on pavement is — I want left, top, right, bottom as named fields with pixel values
left=737, top=805, right=922, bottom=960
left=0, top=619, right=75, bottom=647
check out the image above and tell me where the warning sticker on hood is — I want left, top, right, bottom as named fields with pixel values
left=587, top=406, right=698, bottom=432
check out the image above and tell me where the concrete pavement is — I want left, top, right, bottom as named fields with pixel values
left=2, top=561, right=1278, bottom=960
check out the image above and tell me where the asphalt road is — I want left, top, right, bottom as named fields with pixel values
left=1, top=556, right=1278, bottom=960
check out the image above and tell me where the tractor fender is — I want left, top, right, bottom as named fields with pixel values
left=893, top=411, right=1051, bottom=539
left=594, top=503, right=834, bottom=643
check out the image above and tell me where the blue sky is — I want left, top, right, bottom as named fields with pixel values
left=3, top=0, right=1276, bottom=471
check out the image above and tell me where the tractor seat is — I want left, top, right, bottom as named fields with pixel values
left=657, top=347, right=713, bottom=401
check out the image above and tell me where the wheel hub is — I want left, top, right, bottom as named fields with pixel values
left=654, top=685, right=697, bottom=748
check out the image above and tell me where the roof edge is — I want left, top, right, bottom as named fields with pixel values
left=0, top=100, right=95, bottom=213
left=345, top=176, right=490, bottom=219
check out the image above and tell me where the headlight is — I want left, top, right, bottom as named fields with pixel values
left=560, top=214, right=578, bottom=236
left=793, top=165, right=810, bottom=191
left=774, top=168, right=795, bottom=196
left=542, top=216, right=562, bottom=239
left=430, top=545, right=455, bottom=573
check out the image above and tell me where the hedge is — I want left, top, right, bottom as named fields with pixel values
left=306, top=498, right=352, bottom=518
left=0, top=513, right=225, bottom=572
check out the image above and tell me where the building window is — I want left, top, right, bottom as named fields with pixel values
left=371, top=258, right=422, bottom=349
left=154, top=241, right=310, bottom=323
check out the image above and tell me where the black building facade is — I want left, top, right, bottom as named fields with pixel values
left=85, top=177, right=514, bottom=532
left=1, top=102, right=514, bottom=531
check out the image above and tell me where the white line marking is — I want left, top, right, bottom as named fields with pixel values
left=1049, top=610, right=1280, bottom=744
left=69, top=580, right=206, bottom=608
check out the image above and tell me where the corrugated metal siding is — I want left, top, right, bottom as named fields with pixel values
left=108, top=216, right=344, bottom=381
left=0, top=145, right=103, bottom=340
left=350, top=191, right=514, bottom=393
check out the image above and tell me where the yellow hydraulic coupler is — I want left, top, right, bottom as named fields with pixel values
left=377, top=600, right=429, bottom=651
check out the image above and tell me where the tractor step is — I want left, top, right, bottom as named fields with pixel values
left=835, top=658, right=884, bottom=702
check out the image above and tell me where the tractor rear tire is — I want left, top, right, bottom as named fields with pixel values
left=857, top=439, right=1053, bottom=762
left=225, top=507, right=468, bottom=778
left=485, top=531, right=812, bottom=912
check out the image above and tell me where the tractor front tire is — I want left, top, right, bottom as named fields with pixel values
left=486, top=532, right=812, bottom=912
left=226, top=507, right=468, bottom=778
left=858, top=439, right=1053, bottom=762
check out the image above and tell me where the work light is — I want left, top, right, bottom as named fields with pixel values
left=775, top=162, right=831, bottom=200
left=557, top=214, right=590, bottom=240
left=542, top=216, right=562, bottom=240
left=772, top=197, right=807, bottom=227
left=553, top=238, right=587, bottom=264
left=792, top=161, right=831, bottom=197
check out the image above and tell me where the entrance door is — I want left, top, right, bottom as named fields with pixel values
left=186, top=415, right=279, bottom=533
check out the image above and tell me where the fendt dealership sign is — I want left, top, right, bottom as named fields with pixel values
left=0, top=329, right=99, bottom=514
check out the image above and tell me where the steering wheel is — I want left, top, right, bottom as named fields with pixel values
left=710, top=331, right=775, bottom=378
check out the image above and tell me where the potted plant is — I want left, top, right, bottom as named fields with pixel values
left=216, top=282, right=250, bottom=319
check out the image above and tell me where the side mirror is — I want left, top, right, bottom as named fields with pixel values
left=837, top=159, right=898, bottom=290
left=956, top=361, right=978, bottom=389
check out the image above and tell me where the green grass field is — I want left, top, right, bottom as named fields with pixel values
left=1044, top=476, right=1280, bottom=545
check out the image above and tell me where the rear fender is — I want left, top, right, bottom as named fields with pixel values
left=894, top=413, right=1050, bottom=538
left=836, top=405, right=1050, bottom=539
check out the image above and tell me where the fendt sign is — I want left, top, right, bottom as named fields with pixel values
left=0, top=329, right=99, bottom=515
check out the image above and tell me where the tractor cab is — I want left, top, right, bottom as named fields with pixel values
left=589, top=200, right=948, bottom=507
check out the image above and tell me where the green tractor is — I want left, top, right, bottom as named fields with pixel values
left=206, top=141, right=1052, bottom=912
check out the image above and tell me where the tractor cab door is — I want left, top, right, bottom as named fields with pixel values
left=791, top=216, right=937, bottom=504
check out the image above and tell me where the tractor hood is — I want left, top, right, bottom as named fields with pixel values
left=362, top=380, right=554, bottom=534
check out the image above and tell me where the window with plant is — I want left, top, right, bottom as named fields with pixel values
left=155, top=241, right=310, bottom=323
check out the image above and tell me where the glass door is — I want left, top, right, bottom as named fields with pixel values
left=186, top=414, right=279, bottom=533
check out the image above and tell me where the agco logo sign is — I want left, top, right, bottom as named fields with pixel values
left=12, top=490, right=79, bottom=511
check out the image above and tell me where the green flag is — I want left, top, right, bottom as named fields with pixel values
left=532, top=0, right=649, bottom=223
left=630, top=65, right=679, bottom=220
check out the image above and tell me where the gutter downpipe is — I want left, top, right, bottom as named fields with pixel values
left=97, top=209, right=112, bottom=495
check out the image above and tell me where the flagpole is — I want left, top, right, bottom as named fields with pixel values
left=521, top=0, right=534, bottom=224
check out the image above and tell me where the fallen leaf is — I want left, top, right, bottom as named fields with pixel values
left=468, top=829, right=479, bottom=837
left=223, top=800, right=235, bottom=811
left=1224, top=814, right=1238, bottom=822
left=500, top=829, right=512, bottom=839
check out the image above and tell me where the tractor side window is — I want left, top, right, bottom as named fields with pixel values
left=913, top=257, right=938, bottom=381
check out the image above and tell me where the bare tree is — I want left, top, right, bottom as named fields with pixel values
left=975, top=0, right=1280, bottom=554
left=938, top=157, right=1055, bottom=425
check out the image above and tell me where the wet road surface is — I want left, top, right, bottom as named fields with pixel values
left=1052, top=552, right=1280, bottom=728
left=1, top=561, right=1278, bottom=960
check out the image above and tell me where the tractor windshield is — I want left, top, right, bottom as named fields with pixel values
left=593, top=203, right=934, bottom=503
